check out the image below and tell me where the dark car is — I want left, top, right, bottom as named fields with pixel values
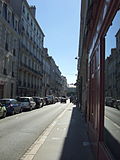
left=61, top=96, right=67, bottom=103
left=40, top=98, right=45, bottom=107
left=0, top=99, right=22, bottom=115
left=33, top=97, right=42, bottom=108
left=46, top=95, right=55, bottom=104
left=114, top=100, right=120, bottom=110
left=105, top=97, right=115, bottom=107
left=44, top=97, right=50, bottom=105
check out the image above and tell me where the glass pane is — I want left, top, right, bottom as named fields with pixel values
left=104, top=10, right=120, bottom=160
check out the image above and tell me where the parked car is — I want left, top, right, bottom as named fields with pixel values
left=0, top=99, right=22, bottom=115
left=105, top=97, right=115, bottom=107
left=61, top=96, right=67, bottom=103
left=0, top=103, right=7, bottom=118
left=33, top=97, right=42, bottom=108
left=40, top=97, right=46, bottom=107
left=16, top=97, right=36, bottom=111
left=46, top=95, right=55, bottom=104
left=114, top=100, right=120, bottom=110
left=44, top=97, right=50, bottom=105
left=55, top=97, right=59, bottom=103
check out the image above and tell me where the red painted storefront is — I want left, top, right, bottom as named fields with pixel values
left=86, top=0, right=120, bottom=160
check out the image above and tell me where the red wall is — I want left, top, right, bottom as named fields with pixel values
left=87, top=0, right=120, bottom=159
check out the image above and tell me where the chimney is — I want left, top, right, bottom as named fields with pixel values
left=29, top=5, right=36, bottom=17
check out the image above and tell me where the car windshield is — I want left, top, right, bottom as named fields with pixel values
left=33, top=98, right=37, bottom=100
left=18, top=98, right=29, bottom=102
left=0, top=100, right=10, bottom=104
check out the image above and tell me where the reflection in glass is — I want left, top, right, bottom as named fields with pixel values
left=104, top=10, right=120, bottom=160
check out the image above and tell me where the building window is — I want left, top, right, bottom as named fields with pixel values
left=5, top=42, right=8, bottom=51
left=0, top=1, right=2, bottom=16
left=22, top=18, right=25, bottom=30
left=32, top=61, right=34, bottom=69
left=10, top=83, right=13, bottom=98
left=14, top=19, right=18, bottom=32
left=5, top=32, right=9, bottom=51
left=3, top=57, right=7, bottom=75
left=7, top=10, right=11, bottom=24
left=22, top=5, right=25, bottom=14
left=28, top=59, right=31, bottom=67
left=31, top=19, right=33, bottom=26
left=27, top=12, right=29, bottom=21
left=3, top=3, right=7, bottom=20
left=12, top=12, right=14, bottom=27
left=12, top=62, right=15, bottom=77
left=24, top=56, right=27, bottom=64
left=34, top=26, right=36, bottom=32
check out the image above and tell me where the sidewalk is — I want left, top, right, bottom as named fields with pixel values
left=22, top=103, right=94, bottom=160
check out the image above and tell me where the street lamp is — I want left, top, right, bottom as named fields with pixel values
left=75, top=56, right=80, bottom=60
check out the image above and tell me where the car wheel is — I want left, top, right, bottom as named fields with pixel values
left=2, top=111, right=6, bottom=118
left=19, top=108, right=23, bottom=113
left=29, top=106, right=32, bottom=111
left=11, top=109, right=15, bottom=115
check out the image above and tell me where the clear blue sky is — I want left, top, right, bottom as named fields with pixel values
left=28, top=0, right=81, bottom=84
left=106, top=10, right=120, bottom=58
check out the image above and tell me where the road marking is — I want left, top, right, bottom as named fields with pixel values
left=20, top=105, right=70, bottom=160
left=105, top=116, right=120, bottom=129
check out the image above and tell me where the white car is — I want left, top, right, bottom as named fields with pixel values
left=17, top=97, right=36, bottom=111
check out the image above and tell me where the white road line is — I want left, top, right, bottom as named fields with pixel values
left=105, top=116, right=120, bottom=129
left=20, top=105, right=70, bottom=160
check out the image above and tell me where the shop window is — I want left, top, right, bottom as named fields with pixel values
left=104, top=10, right=120, bottom=160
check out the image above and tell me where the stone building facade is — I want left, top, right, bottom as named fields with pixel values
left=61, top=76, right=67, bottom=96
left=0, top=0, right=67, bottom=98
left=0, top=0, right=19, bottom=98
left=116, top=29, right=120, bottom=99
left=105, top=48, right=117, bottom=98
left=10, top=0, right=45, bottom=96
left=105, top=29, right=120, bottom=99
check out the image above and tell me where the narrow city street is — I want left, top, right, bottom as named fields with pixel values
left=104, top=106, right=120, bottom=160
left=0, top=102, right=68, bottom=160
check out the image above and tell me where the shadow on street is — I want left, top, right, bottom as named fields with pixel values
left=59, top=106, right=94, bottom=160
left=104, top=127, right=120, bottom=160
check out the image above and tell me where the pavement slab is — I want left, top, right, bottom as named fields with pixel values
left=21, top=104, right=94, bottom=160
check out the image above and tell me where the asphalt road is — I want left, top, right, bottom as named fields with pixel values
left=104, top=106, right=120, bottom=160
left=0, top=102, right=68, bottom=160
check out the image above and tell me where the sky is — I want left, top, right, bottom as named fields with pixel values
left=28, top=0, right=81, bottom=84
left=105, top=10, right=120, bottom=58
